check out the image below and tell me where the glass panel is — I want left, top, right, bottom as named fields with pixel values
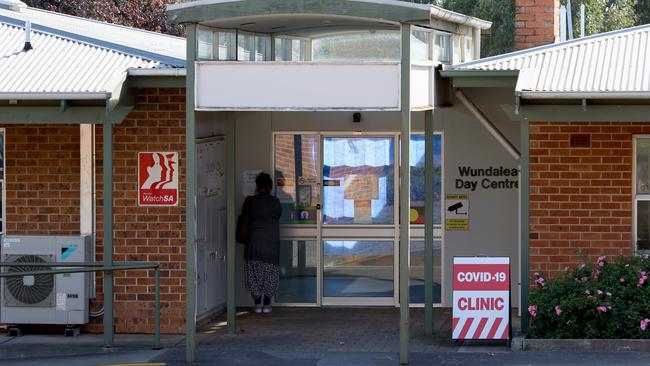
left=197, top=29, right=214, bottom=60
left=638, top=201, right=650, bottom=252
left=255, top=36, right=271, bottom=61
left=434, top=33, right=452, bottom=63
left=323, top=137, right=395, bottom=225
left=292, top=39, right=304, bottom=61
left=274, top=135, right=319, bottom=224
left=323, top=240, right=394, bottom=297
left=277, top=240, right=317, bottom=303
left=464, top=36, right=474, bottom=62
left=636, top=138, right=650, bottom=194
left=409, top=240, right=442, bottom=304
left=452, top=35, right=462, bottom=64
left=312, top=31, right=400, bottom=62
left=409, top=135, right=442, bottom=224
left=411, top=30, right=430, bottom=61
left=237, top=33, right=255, bottom=61
left=218, top=31, right=236, bottom=61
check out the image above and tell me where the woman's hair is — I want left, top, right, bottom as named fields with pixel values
left=256, top=172, right=273, bottom=192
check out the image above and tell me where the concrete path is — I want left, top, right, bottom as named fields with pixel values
left=3, top=308, right=650, bottom=365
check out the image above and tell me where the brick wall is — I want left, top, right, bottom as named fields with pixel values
left=2, top=88, right=187, bottom=334
left=529, top=122, right=637, bottom=279
left=515, top=0, right=559, bottom=50
left=3, top=125, right=81, bottom=235
left=92, top=87, right=187, bottom=334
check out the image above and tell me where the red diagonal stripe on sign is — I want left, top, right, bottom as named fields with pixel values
left=452, top=317, right=460, bottom=332
left=458, top=317, right=474, bottom=339
left=472, top=317, right=489, bottom=339
left=487, top=317, right=503, bottom=339
left=500, top=324, right=509, bottom=339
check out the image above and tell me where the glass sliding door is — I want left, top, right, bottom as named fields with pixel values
left=322, top=135, right=397, bottom=306
left=273, top=132, right=443, bottom=307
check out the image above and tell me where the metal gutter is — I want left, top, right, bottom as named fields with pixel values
left=128, top=68, right=187, bottom=77
left=440, top=70, right=520, bottom=78
left=517, top=91, right=650, bottom=99
left=430, top=6, right=491, bottom=30
left=0, top=92, right=110, bottom=100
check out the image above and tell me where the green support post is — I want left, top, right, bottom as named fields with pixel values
left=226, top=112, right=236, bottom=334
left=520, top=119, right=530, bottom=333
left=185, top=22, right=198, bottom=363
left=424, top=109, right=434, bottom=336
left=399, top=23, right=411, bottom=365
left=103, top=119, right=114, bottom=349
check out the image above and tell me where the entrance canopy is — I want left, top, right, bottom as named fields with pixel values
left=168, top=0, right=492, bottom=33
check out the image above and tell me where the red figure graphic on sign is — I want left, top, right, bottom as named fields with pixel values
left=139, top=152, right=179, bottom=206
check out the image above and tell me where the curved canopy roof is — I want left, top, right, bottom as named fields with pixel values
left=167, top=0, right=491, bottom=33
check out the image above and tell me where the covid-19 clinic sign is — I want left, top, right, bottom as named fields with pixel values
left=452, top=257, right=510, bottom=341
left=138, top=152, right=179, bottom=206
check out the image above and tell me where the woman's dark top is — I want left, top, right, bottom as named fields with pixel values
left=244, top=191, right=282, bottom=266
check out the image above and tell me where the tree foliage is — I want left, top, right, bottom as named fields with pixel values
left=23, top=0, right=184, bottom=36
left=563, top=0, right=637, bottom=38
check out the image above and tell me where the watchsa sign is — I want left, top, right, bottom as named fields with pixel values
left=138, top=152, right=179, bottom=206
left=452, top=257, right=510, bottom=341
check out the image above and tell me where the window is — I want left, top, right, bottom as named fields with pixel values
left=275, top=37, right=310, bottom=61
left=411, top=29, right=430, bottom=61
left=197, top=27, right=236, bottom=60
left=312, top=31, right=400, bottom=62
left=434, top=33, right=452, bottom=64
left=238, top=32, right=271, bottom=61
left=463, top=36, right=474, bottom=62
left=452, top=35, right=462, bottom=64
left=636, top=137, right=650, bottom=253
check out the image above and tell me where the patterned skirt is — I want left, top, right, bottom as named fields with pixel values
left=245, top=260, right=280, bottom=299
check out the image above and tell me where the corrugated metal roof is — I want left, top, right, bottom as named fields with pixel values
left=0, top=3, right=186, bottom=99
left=453, top=24, right=650, bottom=99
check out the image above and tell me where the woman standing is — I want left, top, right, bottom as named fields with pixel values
left=244, top=172, right=282, bottom=313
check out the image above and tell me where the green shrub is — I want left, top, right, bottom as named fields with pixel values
left=529, top=256, right=650, bottom=339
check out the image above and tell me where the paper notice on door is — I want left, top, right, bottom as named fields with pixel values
left=243, top=170, right=262, bottom=197
left=56, top=293, right=66, bottom=311
left=344, top=175, right=379, bottom=201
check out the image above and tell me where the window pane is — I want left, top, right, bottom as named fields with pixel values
left=274, top=135, right=319, bottom=224
left=452, top=35, right=462, bottom=64
left=237, top=34, right=254, bottom=61
left=409, top=240, right=442, bottom=304
left=197, top=29, right=214, bottom=59
left=255, top=36, right=271, bottom=61
left=637, top=138, right=650, bottom=194
left=324, top=240, right=394, bottom=297
left=277, top=240, right=317, bottom=303
left=411, top=30, right=429, bottom=61
left=434, top=33, right=452, bottom=63
left=218, top=31, right=236, bottom=60
left=323, top=137, right=395, bottom=225
left=312, top=31, right=400, bottom=62
left=464, top=36, right=474, bottom=62
left=638, top=201, right=650, bottom=252
left=409, top=135, right=442, bottom=224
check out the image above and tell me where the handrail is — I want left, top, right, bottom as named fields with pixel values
left=0, top=262, right=162, bottom=350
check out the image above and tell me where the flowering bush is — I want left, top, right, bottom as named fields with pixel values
left=529, top=256, right=650, bottom=339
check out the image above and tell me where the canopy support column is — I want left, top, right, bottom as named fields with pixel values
left=102, top=119, right=114, bottom=348
left=399, top=23, right=411, bottom=365
left=424, top=109, right=434, bottom=336
left=227, top=112, right=236, bottom=334
left=185, top=22, right=198, bottom=363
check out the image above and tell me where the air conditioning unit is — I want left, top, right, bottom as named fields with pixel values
left=1, top=236, right=91, bottom=326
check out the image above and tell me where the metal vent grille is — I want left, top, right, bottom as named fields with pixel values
left=3, top=254, right=55, bottom=307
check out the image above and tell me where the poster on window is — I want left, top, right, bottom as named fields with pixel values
left=138, top=152, right=179, bottom=206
